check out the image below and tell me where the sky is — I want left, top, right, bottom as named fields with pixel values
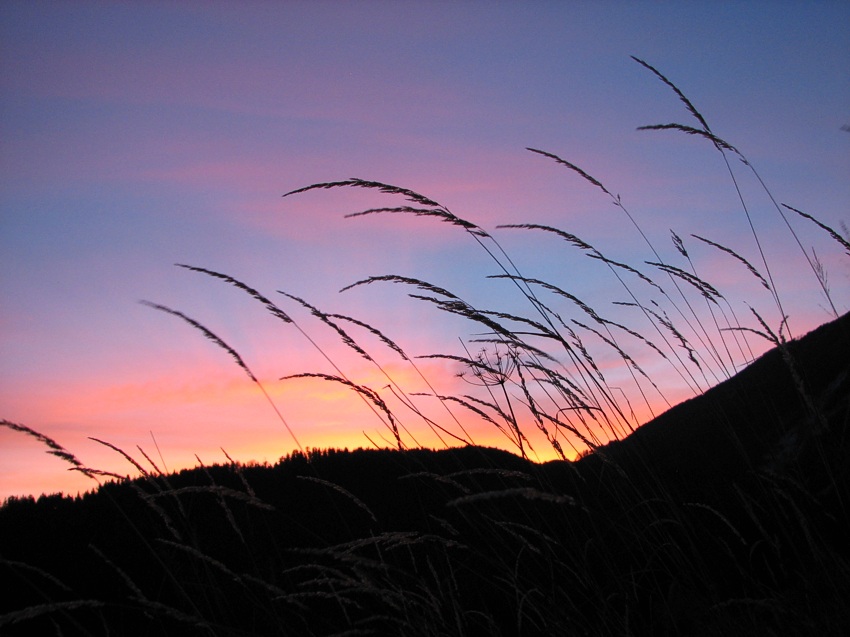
left=1, top=1, right=848, bottom=502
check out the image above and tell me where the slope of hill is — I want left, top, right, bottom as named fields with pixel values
left=567, top=309, right=850, bottom=499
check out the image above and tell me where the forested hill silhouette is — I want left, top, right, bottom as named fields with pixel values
left=1, top=311, right=848, bottom=635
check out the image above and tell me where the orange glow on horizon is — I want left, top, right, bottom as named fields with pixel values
left=2, top=264, right=835, bottom=504
left=1, top=339, right=683, bottom=502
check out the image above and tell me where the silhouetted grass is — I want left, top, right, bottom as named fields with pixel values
left=2, top=58, right=848, bottom=635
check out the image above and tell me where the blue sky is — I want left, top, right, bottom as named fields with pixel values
left=1, top=1, right=848, bottom=500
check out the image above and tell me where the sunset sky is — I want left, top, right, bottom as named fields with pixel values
left=2, top=1, right=848, bottom=501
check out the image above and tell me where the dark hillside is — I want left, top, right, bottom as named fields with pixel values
left=568, top=309, right=850, bottom=499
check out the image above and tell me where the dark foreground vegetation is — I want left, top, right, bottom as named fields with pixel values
left=3, top=59, right=849, bottom=635
left=2, top=312, right=849, bottom=635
